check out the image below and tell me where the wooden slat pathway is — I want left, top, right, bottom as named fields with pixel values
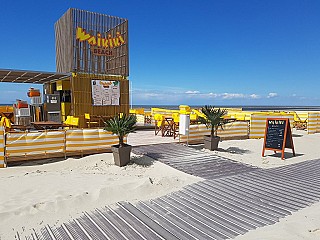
left=24, top=144, right=320, bottom=240
left=133, top=143, right=258, bottom=179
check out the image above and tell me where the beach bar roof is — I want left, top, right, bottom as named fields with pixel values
left=0, top=68, right=70, bottom=84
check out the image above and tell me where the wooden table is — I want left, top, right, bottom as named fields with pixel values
left=10, top=125, right=32, bottom=131
left=31, top=121, right=64, bottom=130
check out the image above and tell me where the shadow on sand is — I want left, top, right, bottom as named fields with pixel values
left=292, top=134, right=304, bottom=137
left=189, top=144, right=251, bottom=155
left=218, top=147, right=251, bottom=155
left=7, top=157, right=69, bottom=167
left=267, top=152, right=304, bottom=159
left=130, top=155, right=156, bottom=167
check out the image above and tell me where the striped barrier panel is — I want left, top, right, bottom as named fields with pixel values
left=151, top=108, right=179, bottom=117
left=135, top=114, right=145, bottom=124
left=0, top=126, right=5, bottom=168
left=295, top=111, right=308, bottom=122
left=307, top=112, right=320, bottom=134
left=250, top=113, right=294, bottom=139
left=65, top=129, right=126, bottom=153
left=5, top=130, right=65, bottom=161
left=4, top=129, right=126, bottom=162
left=180, top=121, right=249, bottom=143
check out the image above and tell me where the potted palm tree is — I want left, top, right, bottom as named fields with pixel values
left=104, top=114, right=137, bottom=167
left=199, top=105, right=228, bottom=150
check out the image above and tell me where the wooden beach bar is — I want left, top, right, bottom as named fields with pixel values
left=1, top=8, right=130, bottom=128
left=54, top=8, right=129, bottom=127
left=0, top=8, right=130, bottom=166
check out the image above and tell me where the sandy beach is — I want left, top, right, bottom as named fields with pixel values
left=0, top=128, right=319, bottom=239
left=0, top=153, right=201, bottom=239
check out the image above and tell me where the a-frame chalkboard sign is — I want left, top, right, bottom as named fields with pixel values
left=262, top=118, right=295, bottom=160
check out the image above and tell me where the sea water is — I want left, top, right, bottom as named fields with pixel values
left=133, top=105, right=320, bottom=112
left=2, top=103, right=320, bottom=112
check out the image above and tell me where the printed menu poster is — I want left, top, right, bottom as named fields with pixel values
left=91, top=80, right=120, bottom=106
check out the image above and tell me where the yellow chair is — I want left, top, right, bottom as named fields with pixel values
left=85, top=113, right=98, bottom=128
left=70, top=117, right=79, bottom=127
left=64, top=116, right=79, bottom=128
left=154, top=114, right=165, bottom=135
left=172, top=113, right=180, bottom=139
left=172, top=113, right=180, bottom=123
left=0, top=117, right=12, bottom=130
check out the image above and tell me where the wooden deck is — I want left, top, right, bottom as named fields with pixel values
left=24, top=144, right=320, bottom=240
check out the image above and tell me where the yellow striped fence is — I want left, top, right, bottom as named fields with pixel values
left=0, top=126, right=5, bottom=168
left=4, top=129, right=124, bottom=164
left=180, top=121, right=249, bottom=143
left=135, top=114, right=145, bottom=124
left=65, top=129, right=126, bottom=154
left=307, top=112, right=320, bottom=134
left=6, top=130, right=65, bottom=157
left=250, top=113, right=294, bottom=139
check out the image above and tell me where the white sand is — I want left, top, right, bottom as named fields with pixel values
left=0, top=129, right=319, bottom=239
left=0, top=153, right=201, bottom=239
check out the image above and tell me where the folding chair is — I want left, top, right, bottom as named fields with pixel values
left=85, top=113, right=98, bottom=128
left=154, top=114, right=164, bottom=135
left=172, top=113, right=180, bottom=139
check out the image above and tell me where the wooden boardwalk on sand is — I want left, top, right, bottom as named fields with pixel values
left=24, top=144, right=320, bottom=239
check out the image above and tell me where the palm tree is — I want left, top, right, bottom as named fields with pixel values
left=198, top=105, right=228, bottom=150
left=198, top=105, right=228, bottom=137
left=104, top=114, right=136, bottom=147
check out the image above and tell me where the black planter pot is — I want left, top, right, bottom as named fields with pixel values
left=204, top=135, right=220, bottom=151
left=111, top=144, right=132, bottom=167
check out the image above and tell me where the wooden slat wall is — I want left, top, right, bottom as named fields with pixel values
left=55, top=9, right=73, bottom=73
left=71, top=73, right=129, bottom=127
left=55, top=8, right=129, bottom=76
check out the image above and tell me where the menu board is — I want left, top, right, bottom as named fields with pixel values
left=265, top=119, right=286, bottom=150
left=262, top=118, right=295, bottom=160
left=91, top=80, right=120, bottom=106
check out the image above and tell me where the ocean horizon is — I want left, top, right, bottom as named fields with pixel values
left=2, top=103, right=320, bottom=112
left=132, top=105, right=320, bottom=112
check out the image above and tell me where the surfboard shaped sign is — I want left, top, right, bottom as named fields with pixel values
left=262, top=118, right=295, bottom=160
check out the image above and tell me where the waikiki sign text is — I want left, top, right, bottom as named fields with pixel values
left=76, top=27, right=125, bottom=56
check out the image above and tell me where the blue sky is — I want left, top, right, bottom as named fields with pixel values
left=0, top=0, right=319, bottom=106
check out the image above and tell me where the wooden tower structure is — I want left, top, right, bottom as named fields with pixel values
left=45, top=8, right=129, bottom=127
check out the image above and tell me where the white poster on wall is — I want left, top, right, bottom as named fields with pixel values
left=91, top=80, right=120, bottom=106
